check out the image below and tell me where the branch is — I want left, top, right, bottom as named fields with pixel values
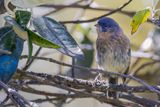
left=132, top=51, right=160, bottom=60
left=13, top=72, right=160, bottom=93
left=0, top=81, right=31, bottom=107
left=58, top=0, right=133, bottom=24
left=39, top=0, right=154, bottom=24
left=20, top=55, right=160, bottom=94
left=22, top=47, right=42, bottom=71
left=39, top=3, right=135, bottom=17
left=11, top=71, right=160, bottom=107
left=42, top=0, right=84, bottom=16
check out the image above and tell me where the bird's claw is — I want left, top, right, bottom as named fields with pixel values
left=94, top=73, right=102, bottom=83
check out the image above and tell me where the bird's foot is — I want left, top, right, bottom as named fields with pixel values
left=94, top=73, right=102, bottom=83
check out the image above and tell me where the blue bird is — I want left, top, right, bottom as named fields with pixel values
left=95, top=17, right=130, bottom=98
left=0, top=27, right=24, bottom=83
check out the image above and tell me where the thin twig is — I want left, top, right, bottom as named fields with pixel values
left=20, top=55, right=160, bottom=94
left=43, top=0, right=84, bottom=16
left=59, top=0, right=132, bottom=24
left=39, top=3, right=135, bottom=17
left=22, top=47, right=42, bottom=71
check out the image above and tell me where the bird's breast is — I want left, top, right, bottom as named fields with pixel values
left=96, top=36, right=130, bottom=73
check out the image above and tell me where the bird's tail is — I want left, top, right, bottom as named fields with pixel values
left=108, top=77, right=118, bottom=99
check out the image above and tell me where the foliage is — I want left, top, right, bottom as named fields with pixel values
left=33, top=16, right=84, bottom=59
left=4, top=10, right=84, bottom=63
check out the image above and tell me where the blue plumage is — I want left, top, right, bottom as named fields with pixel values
left=0, top=27, right=24, bottom=83
left=97, top=17, right=120, bottom=32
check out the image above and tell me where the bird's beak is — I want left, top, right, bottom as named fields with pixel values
left=94, top=24, right=98, bottom=27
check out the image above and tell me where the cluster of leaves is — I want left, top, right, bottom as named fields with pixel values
left=3, top=10, right=84, bottom=63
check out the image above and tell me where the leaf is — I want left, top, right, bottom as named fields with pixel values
left=4, top=16, right=60, bottom=48
left=26, top=29, right=60, bottom=48
left=32, top=16, right=84, bottom=59
left=15, top=10, right=32, bottom=62
left=15, top=10, right=31, bottom=29
left=130, top=8, right=151, bottom=34
left=27, top=30, right=33, bottom=64
left=4, top=16, right=28, bottom=40
left=0, top=27, right=16, bottom=53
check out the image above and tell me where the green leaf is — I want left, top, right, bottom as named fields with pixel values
left=0, top=27, right=16, bottom=53
left=15, top=10, right=31, bottom=29
left=130, top=8, right=151, bottom=35
left=27, top=30, right=33, bottom=64
left=32, top=16, right=84, bottom=59
left=26, top=29, right=60, bottom=48
left=4, top=16, right=60, bottom=49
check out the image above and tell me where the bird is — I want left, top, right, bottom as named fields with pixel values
left=0, top=26, right=24, bottom=83
left=95, top=17, right=130, bottom=98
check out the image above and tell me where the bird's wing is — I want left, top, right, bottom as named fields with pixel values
left=123, top=48, right=131, bottom=83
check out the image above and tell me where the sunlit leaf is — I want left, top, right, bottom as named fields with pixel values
left=130, top=8, right=151, bottom=34
left=32, top=16, right=84, bottom=59
left=26, top=29, right=60, bottom=49
left=15, top=10, right=31, bottom=29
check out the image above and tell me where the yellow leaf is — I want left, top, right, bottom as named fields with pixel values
left=130, top=8, right=151, bottom=35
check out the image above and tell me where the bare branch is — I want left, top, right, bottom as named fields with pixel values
left=59, top=0, right=133, bottom=24
left=39, top=3, right=135, bottom=17
left=20, top=55, right=160, bottom=94
left=11, top=71, right=160, bottom=107
left=0, top=81, right=31, bottom=107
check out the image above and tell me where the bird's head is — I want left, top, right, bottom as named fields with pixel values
left=95, top=17, right=120, bottom=32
